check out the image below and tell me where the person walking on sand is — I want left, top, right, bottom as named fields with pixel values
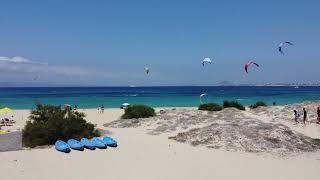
left=293, top=110, right=299, bottom=124
left=303, top=108, right=307, bottom=125
left=317, top=107, right=320, bottom=124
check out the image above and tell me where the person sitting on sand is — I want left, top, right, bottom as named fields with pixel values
left=3, top=118, right=12, bottom=126
left=293, top=110, right=299, bottom=124
left=10, top=115, right=15, bottom=123
left=317, top=107, right=320, bottom=124
left=303, top=108, right=307, bottom=125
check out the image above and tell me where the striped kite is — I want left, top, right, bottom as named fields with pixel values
left=244, top=61, right=260, bottom=73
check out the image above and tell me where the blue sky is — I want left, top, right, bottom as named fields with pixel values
left=0, top=0, right=319, bottom=86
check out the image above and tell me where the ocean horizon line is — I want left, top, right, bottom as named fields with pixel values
left=0, top=85, right=319, bottom=88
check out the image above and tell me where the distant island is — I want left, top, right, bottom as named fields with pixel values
left=217, top=81, right=320, bottom=87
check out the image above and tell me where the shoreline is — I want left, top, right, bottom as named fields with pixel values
left=2, top=100, right=320, bottom=131
left=5, top=98, right=320, bottom=110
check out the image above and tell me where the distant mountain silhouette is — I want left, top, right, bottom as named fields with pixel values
left=217, top=81, right=234, bottom=86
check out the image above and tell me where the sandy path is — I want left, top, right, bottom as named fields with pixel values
left=1, top=127, right=320, bottom=180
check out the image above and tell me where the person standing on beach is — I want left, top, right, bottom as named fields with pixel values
left=101, top=105, right=105, bottom=114
left=317, top=107, right=320, bottom=124
left=293, top=110, right=299, bottom=124
left=303, top=108, right=307, bottom=125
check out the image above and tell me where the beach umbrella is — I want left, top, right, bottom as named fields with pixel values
left=122, top=103, right=130, bottom=107
left=0, top=130, right=8, bottom=135
left=0, top=107, right=13, bottom=113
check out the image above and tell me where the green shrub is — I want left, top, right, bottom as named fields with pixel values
left=122, top=105, right=156, bottom=119
left=22, top=104, right=100, bottom=148
left=198, top=103, right=223, bottom=111
left=250, top=101, right=267, bottom=109
left=223, top=100, right=245, bottom=110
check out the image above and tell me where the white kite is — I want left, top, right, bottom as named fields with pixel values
left=144, top=66, right=150, bottom=74
left=33, top=75, right=39, bottom=81
left=278, top=41, right=293, bottom=55
left=202, top=58, right=212, bottom=66
left=200, top=93, right=208, bottom=104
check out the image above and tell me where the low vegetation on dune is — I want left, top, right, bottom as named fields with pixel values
left=250, top=101, right=268, bottom=109
left=106, top=102, right=320, bottom=155
left=198, top=103, right=223, bottom=111
left=223, top=100, right=245, bottom=110
left=169, top=121, right=320, bottom=155
left=121, top=105, right=156, bottom=119
left=22, top=104, right=100, bottom=148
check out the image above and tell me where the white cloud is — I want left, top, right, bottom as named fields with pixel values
left=0, top=56, right=143, bottom=85
left=0, top=56, right=48, bottom=65
left=0, top=56, right=96, bottom=76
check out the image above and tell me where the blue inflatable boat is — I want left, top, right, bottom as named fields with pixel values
left=80, top=138, right=96, bottom=150
left=67, top=139, right=84, bottom=151
left=103, top=136, right=118, bottom=147
left=55, top=140, right=71, bottom=153
left=91, top=137, right=107, bottom=149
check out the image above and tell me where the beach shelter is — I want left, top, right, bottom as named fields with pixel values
left=122, top=103, right=130, bottom=109
left=0, top=107, right=13, bottom=113
left=122, top=103, right=130, bottom=106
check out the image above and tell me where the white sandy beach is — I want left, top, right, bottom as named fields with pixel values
left=1, top=104, right=320, bottom=180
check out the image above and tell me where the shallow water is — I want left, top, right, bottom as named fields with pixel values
left=0, top=86, right=320, bottom=109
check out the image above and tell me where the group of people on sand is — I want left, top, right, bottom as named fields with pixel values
left=65, top=104, right=78, bottom=111
left=293, top=107, right=320, bottom=125
left=97, top=105, right=105, bottom=114
left=0, top=116, right=15, bottom=126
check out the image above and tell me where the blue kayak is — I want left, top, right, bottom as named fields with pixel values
left=103, top=136, right=118, bottom=147
left=91, top=137, right=107, bottom=149
left=55, top=140, right=71, bottom=153
left=67, top=139, right=84, bottom=151
left=80, top=138, right=96, bottom=150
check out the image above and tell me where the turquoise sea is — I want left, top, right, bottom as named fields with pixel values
left=0, top=86, right=320, bottom=109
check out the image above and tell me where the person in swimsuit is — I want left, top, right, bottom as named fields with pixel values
left=317, top=107, right=320, bottom=124
left=303, top=108, right=307, bottom=125
left=101, top=105, right=105, bottom=114
left=293, top=110, right=299, bottom=124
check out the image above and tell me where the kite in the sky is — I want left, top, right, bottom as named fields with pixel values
left=278, top=41, right=293, bottom=55
left=244, top=61, right=260, bottom=73
left=200, top=93, right=207, bottom=104
left=144, top=66, right=150, bottom=74
left=202, top=58, right=212, bottom=66
left=33, top=75, right=39, bottom=81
